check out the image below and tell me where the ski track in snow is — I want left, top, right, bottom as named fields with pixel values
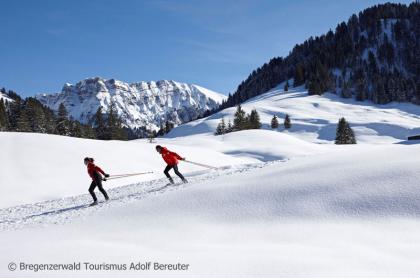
left=0, top=161, right=284, bottom=231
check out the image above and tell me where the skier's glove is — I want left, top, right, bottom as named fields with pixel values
left=182, top=157, right=186, bottom=161
left=104, top=174, right=110, bottom=178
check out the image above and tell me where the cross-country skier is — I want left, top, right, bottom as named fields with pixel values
left=155, top=145, right=188, bottom=184
left=84, top=157, right=110, bottom=206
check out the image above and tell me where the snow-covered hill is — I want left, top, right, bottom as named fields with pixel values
left=167, top=83, right=420, bottom=144
left=4, top=82, right=420, bottom=277
left=36, top=77, right=226, bottom=131
left=2, top=136, right=420, bottom=277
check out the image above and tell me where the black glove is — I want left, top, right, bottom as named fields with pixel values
left=104, top=174, right=110, bottom=178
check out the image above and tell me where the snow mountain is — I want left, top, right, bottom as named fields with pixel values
left=36, top=77, right=226, bottom=131
left=220, top=2, right=419, bottom=110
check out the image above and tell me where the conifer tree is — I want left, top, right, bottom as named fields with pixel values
left=284, top=80, right=289, bottom=92
left=271, top=115, right=279, bottom=129
left=165, top=121, right=174, bottom=134
left=284, top=114, right=292, bottom=129
left=148, top=130, right=157, bottom=143
left=233, top=105, right=247, bottom=131
left=335, top=117, right=357, bottom=144
left=81, top=125, right=96, bottom=139
left=106, top=100, right=127, bottom=140
left=226, top=120, right=233, bottom=133
left=16, top=109, right=31, bottom=132
left=157, top=123, right=165, bottom=137
left=24, top=98, right=46, bottom=133
left=0, top=99, right=8, bottom=131
left=215, top=117, right=226, bottom=135
left=308, top=81, right=322, bottom=95
left=56, top=103, right=70, bottom=135
left=293, top=64, right=305, bottom=87
left=69, top=120, right=82, bottom=138
left=248, top=109, right=261, bottom=129
left=94, top=107, right=107, bottom=140
left=7, top=98, right=22, bottom=131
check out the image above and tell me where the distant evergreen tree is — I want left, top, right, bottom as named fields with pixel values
left=94, top=107, right=107, bottom=140
left=148, top=129, right=157, bottom=143
left=156, top=121, right=174, bottom=136
left=69, top=120, right=82, bottom=138
left=157, top=123, right=165, bottom=137
left=341, top=81, right=352, bottom=98
left=284, top=80, right=289, bottom=92
left=106, top=101, right=127, bottom=140
left=284, top=114, right=292, bottom=129
left=165, top=121, right=174, bottom=134
left=81, top=124, right=96, bottom=139
left=24, top=98, right=46, bottom=133
left=335, top=117, right=357, bottom=144
left=271, top=115, right=279, bottom=129
left=293, top=64, right=305, bottom=87
left=0, top=99, right=8, bottom=131
left=248, top=109, right=261, bottom=129
left=308, top=81, right=322, bottom=95
left=215, top=118, right=226, bottom=135
left=16, top=109, right=31, bottom=132
left=56, top=103, right=70, bottom=135
left=7, top=98, right=22, bottom=131
left=233, top=105, right=247, bottom=131
left=226, top=120, right=233, bottom=133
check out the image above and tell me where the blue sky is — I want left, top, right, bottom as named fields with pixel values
left=0, top=0, right=412, bottom=96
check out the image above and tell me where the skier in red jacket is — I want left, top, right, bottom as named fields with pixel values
left=84, top=157, right=110, bottom=206
left=155, top=145, right=188, bottom=184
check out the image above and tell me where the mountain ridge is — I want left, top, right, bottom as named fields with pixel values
left=36, top=77, right=226, bottom=132
left=220, top=2, right=419, bottom=110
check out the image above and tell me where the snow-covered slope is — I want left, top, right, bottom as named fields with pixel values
left=36, top=77, right=226, bottom=131
left=2, top=141, right=420, bottom=277
left=167, top=83, right=420, bottom=143
left=4, top=81, right=420, bottom=277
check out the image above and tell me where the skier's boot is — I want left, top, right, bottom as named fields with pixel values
left=166, top=178, right=175, bottom=186
left=105, top=197, right=110, bottom=201
left=89, top=200, right=98, bottom=206
left=182, top=178, right=188, bottom=184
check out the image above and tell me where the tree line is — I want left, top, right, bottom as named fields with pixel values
left=215, top=105, right=262, bottom=135
left=214, top=105, right=356, bottom=145
left=0, top=88, right=128, bottom=140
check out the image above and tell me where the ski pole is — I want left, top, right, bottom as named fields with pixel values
left=106, top=171, right=153, bottom=180
left=110, top=172, right=154, bottom=178
left=182, top=159, right=218, bottom=170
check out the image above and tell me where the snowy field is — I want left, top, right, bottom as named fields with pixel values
left=2, top=86, right=420, bottom=277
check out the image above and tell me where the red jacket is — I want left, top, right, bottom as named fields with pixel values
left=160, top=147, right=182, bottom=166
left=87, top=162, right=105, bottom=180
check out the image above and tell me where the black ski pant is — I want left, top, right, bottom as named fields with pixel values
left=164, top=164, right=185, bottom=182
left=89, top=178, right=109, bottom=202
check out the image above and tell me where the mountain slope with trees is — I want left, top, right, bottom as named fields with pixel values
left=221, top=2, right=419, bottom=109
left=0, top=87, right=128, bottom=140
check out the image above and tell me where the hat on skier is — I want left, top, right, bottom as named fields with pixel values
left=84, top=157, right=94, bottom=163
left=155, top=145, right=162, bottom=150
